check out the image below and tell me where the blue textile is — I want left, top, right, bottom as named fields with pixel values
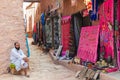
left=41, top=13, right=45, bottom=25
left=26, top=34, right=30, bottom=57
left=90, top=0, right=98, bottom=21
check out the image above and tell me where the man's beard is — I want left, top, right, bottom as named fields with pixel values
left=15, top=47, right=20, bottom=50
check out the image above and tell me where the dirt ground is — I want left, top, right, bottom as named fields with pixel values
left=0, top=38, right=78, bottom=80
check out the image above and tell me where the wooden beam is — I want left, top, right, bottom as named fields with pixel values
left=24, top=0, right=40, bottom=2
left=26, top=2, right=34, bottom=9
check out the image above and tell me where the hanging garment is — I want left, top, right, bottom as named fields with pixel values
left=53, top=16, right=60, bottom=49
left=99, top=0, right=114, bottom=24
left=45, top=19, right=52, bottom=45
left=61, top=16, right=71, bottom=56
left=117, top=0, right=120, bottom=24
left=73, top=16, right=81, bottom=48
left=40, top=13, right=46, bottom=45
left=90, top=0, right=98, bottom=21
left=42, top=25, right=46, bottom=45
left=105, top=44, right=113, bottom=59
left=33, top=23, right=37, bottom=33
left=72, top=12, right=91, bottom=50
left=82, top=15, right=91, bottom=27
left=72, top=13, right=83, bottom=49
left=99, top=23, right=114, bottom=59
left=41, top=13, right=45, bottom=25
left=33, top=23, right=37, bottom=43
left=35, top=22, right=39, bottom=44
left=37, top=22, right=40, bottom=41
left=117, top=24, right=120, bottom=69
left=99, top=0, right=114, bottom=60
left=68, top=16, right=76, bottom=58
left=117, top=37, right=120, bottom=69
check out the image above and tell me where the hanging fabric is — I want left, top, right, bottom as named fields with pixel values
left=61, top=16, right=71, bottom=56
left=90, top=0, right=98, bottom=21
left=117, top=0, right=120, bottom=25
left=53, top=15, right=60, bottom=49
left=33, top=23, right=37, bottom=44
left=117, top=25, right=120, bottom=69
left=71, top=12, right=91, bottom=53
left=40, top=12, right=46, bottom=45
left=117, top=0, right=120, bottom=69
left=99, top=0, right=114, bottom=60
left=45, top=18, right=52, bottom=46
left=73, top=15, right=81, bottom=48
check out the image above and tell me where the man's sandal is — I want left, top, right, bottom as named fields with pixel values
left=25, top=75, right=30, bottom=78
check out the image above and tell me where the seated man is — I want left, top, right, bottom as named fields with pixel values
left=10, top=42, right=29, bottom=77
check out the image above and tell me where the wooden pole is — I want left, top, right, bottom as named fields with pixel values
left=113, top=0, right=118, bottom=67
left=52, top=17, right=54, bottom=49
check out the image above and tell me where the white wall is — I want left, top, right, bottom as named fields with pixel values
left=23, top=2, right=40, bottom=32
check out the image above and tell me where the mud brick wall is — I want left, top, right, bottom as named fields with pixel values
left=41, top=0, right=57, bottom=12
left=63, top=0, right=86, bottom=16
left=0, top=0, right=27, bottom=74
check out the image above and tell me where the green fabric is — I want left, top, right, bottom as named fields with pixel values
left=115, top=20, right=118, bottom=30
left=115, top=26, right=118, bottom=31
left=10, top=63, right=15, bottom=69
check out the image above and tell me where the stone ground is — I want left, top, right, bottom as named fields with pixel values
left=0, top=38, right=78, bottom=80
left=108, top=71, right=120, bottom=80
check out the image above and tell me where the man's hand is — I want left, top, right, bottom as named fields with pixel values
left=23, top=57, right=29, bottom=62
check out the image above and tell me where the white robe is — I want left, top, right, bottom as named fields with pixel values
left=10, top=48, right=28, bottom=71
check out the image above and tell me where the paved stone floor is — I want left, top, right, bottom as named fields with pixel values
left=0, top=38, right=78, bottom=80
